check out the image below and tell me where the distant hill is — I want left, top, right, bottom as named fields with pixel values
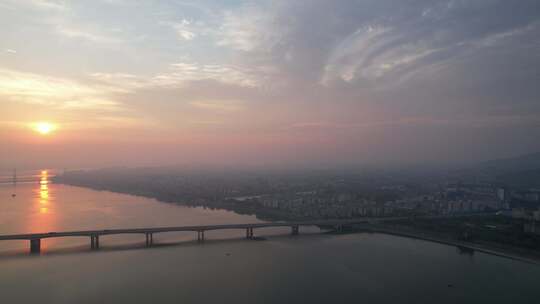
left=475, top=152, right=540, bottom=189
left=481, top=152, right=540, bottom=173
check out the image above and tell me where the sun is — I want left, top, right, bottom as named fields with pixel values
left=33, top=122, right=56, bottom=135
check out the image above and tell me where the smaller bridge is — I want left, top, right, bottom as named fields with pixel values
left=0, top=219, right=377, bottom=254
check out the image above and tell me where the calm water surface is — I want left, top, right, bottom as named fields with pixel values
left=0, top=170, right=270, bottom=253
left=0, top=170, right=538, bottom=303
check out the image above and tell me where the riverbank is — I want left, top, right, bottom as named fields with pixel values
left=51, top=180, right=540, bottom=264
left=53, top=179, right=302, bottom=222
left=364, top=225, right=540, bottom=265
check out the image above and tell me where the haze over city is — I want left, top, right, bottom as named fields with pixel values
left=2, top=0, right=539, bottom=170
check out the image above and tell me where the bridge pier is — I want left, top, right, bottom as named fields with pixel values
left=145, top=233, right=153, bottom=247
left=197, top=230, right=205, bottom=242
left=246, top=227, right=254, bottom=239
left=30, top=238, right=41, bottom=254
left=291, top=225, right=299, bottom=236
left=90, top=235, right=100, bottom=250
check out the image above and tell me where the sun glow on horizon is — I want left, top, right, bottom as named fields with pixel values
left=33, top=122, right=57, bottom=135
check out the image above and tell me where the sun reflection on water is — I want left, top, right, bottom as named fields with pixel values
left=39, top=170, right=49, bottom=213
left=28, top=170, right=58, bottom=250
left=29, top=170, right=57, bottom=235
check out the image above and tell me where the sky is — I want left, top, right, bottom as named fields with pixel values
left=1, top=0, right=539, bottom=170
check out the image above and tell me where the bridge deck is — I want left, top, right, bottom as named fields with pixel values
left=0, top=214, right=494, bottom=254
left=0, top=219, right=373, bottom=241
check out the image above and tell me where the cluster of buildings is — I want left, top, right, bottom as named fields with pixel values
left=509, top=192, right=540, bottom=235
left=503, top=188, right=540, bottom=235
left=241, top=194, right=395, bottom=219
left=230, top=182, right=540, bottom=228
left=392, top=196, right=504, bottom=215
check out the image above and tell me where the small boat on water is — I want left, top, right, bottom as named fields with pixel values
left=11, top=169, right=17, bottom=197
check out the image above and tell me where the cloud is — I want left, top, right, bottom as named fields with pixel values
left=89, top=73, right=147, bottom=92
left=210, top=1, right=539, bottom=92
left=189, top=100, right=245, bottom=113
left=216, top=4, right=284, bottom=52
left=170, top=19, right=197, bottom=41
left=465, top=21, right=539, bottom=48
left=155, top=62, right=259, bottom=88
left=28, top=0, right=67, bottom=11
left=90, top=61, right=264, bottom=91
left=55, top=24, right=122, bottom=43
left=0, top=0, right=68, bottom=12
left=315, top=2, right=540, bottom=87
left=0, top=68, right=122, bottom=110
left=160, top=18, right=220, bottom=42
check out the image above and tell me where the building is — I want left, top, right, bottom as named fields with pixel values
left=496, top=188, right=506, bottom=202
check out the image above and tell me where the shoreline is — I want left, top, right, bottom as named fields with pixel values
left=54, top=181, right=540, bottom=264
left=365, top=226, right=540, bottom=265
left=54, top=180, right=306, bottom=221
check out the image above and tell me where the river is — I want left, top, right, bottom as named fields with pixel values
left=0, top=170, right=538, bottom=303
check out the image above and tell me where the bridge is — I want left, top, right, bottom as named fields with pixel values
left=0, top=219, right=377, bottom=254
left=0, top=213, right=497, bottom=254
